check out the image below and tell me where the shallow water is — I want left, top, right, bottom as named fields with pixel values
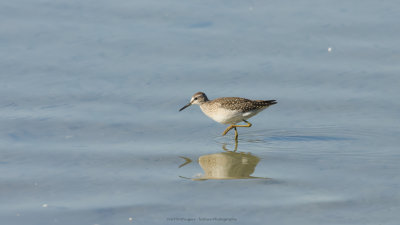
left=1, top=0, right=400, bottom=224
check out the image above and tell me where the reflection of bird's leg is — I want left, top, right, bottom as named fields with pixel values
left=222, top=120, right=252, bottom=138
left=233, top=137, right=238, bottom=152
left=221, top=140, right=238, bottom=152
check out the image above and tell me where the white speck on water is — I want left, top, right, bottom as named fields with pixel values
left=128, top=217, right=133, bottom=221
left=328, top=47, right=332, bottom=52
left=42, top=204, right=48, bottom=208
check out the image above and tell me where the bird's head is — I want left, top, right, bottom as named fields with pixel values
left=179, top=92, right=209, bottom=111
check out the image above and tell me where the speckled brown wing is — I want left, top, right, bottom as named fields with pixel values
left=216, top=97, right=277, bottom=112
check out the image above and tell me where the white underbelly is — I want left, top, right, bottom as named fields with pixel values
left=201, top=107, right=245, bottom=124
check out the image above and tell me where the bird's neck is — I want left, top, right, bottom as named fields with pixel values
left=199, top=99, right=209, bottom=106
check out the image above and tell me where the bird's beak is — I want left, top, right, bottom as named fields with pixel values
left=179, top=102, right=192, bottom=111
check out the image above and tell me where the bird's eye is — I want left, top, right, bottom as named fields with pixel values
left=194, top=97, right=198, bottom=100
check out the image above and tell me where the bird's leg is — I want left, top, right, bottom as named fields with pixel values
left=222, top=120, right=252, bottom=136
left=222, top=124, right=235, bottom=136
left=234, top=120, right=252, bottom=128
left=234, top=127, right=238, bottom=140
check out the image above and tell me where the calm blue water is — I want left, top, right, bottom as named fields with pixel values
left=1, top=0, right=400, bottom=224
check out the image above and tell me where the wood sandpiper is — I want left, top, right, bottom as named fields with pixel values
left=179, top=92, right=277, bottom=140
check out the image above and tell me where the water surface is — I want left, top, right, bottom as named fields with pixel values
left=1, top=0, right=399, bottom=224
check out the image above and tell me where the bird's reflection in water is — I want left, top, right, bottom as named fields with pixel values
left=179, top=141, right=267, bottom=180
